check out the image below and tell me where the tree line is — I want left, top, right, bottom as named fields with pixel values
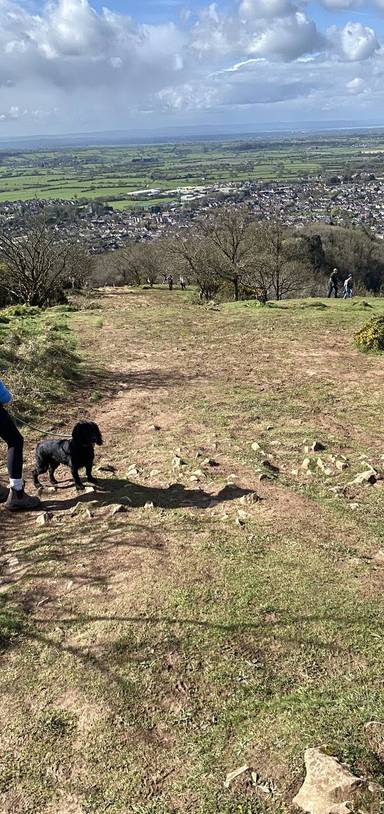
left=95, top=207, right=384, bottom=301
left=1, top=207, right=384, bottom=308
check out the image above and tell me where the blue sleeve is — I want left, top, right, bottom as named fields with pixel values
left=0, top=380, right=12, bottom=405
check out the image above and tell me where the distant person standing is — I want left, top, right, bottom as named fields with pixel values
left=343, top=274, right=353, bottom=299
left=179, top=276, right=186, bottom=290
left=168, top=275, right=174, bottom=291
left=328, top=268, right=339, bottom=298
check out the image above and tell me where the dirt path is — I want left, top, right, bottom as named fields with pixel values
left=1, top=289, right=384, bottom=814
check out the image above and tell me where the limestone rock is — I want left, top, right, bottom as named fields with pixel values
left=350, top=470, right=377, bottom=486
left=127, top=465, right=140, bottom=478
left=240, top=492, right=260, bottom=505
left=301, top=458, right=312, bottom=471
left=224, top=764, right=249, bottom=788
left=36, top=512, right=53, bottom=527
left=336, top=460, right=348, bottom=472
left=144, top=501, right=155, bottom=510
left=110, top=503, right=128, bottom=517
left=251, top=442, right=261, bottom=451
left=293, top=748, right=366, bottom=814
left=172, top=455, right=186, bottom=469
left=317, top=458, right=333, bottom=476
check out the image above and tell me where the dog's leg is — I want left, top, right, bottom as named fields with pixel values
left=86, top=467, right=98, bottom=484
left=71, top=466, right=85, bottom=490
left=32, top=469, right=41, bottom=488
left=48, top=464, right=59, bottom=485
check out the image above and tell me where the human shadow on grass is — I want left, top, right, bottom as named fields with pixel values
left=41, top=477, right=253, bottom=513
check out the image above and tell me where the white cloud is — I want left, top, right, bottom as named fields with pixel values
left=247, top=11, right=322, bottom=60
left=0, top=0, right=382, bottom=134
left=328, top=21, right=379, bottom=61
left=320, top=0, right=361, bottom=10
left=346, top=76, right=366, bottom=93
left=239, top=0, right=295, bottom=20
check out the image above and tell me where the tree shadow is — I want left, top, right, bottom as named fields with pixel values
left=41, top=477, right=253, bottom=513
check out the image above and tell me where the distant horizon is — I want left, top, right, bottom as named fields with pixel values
left=2, top=120, right=384, bottom=152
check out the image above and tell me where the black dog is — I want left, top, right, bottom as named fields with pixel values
left=33, top=421, right=103, bottom=491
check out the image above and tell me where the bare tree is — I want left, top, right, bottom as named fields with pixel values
left=0, top=219, right=93, bottom=307
left=114, top=241, right=163, bottom=287
left=201, top=206, right=256, bottom=300
left=164, top=230, right=221, bottom=300
left=250, top=220, right=310, bottom=300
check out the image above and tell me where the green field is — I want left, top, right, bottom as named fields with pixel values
left=0, top=132, right=383, bottom=207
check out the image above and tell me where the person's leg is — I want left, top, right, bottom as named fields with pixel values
left=327, top=284, right=332, bottom=298
left=0, top=405, right=23, bottom=488
left=0, top=405, right=41, bottom=511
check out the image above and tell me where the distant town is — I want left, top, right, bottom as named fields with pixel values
left=0, top=171, right=383, bottom=253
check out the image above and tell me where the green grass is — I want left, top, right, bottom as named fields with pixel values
left=1, top=291, right=384, bottom=813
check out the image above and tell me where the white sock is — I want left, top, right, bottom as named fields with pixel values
left=9, top=478, right=23, bottom=491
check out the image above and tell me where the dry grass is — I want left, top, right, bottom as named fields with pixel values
left=1, top=289, right=384, bottom=814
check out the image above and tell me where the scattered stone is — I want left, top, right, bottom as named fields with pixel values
left=172, top=455, right=186, bottom=469
left=261, top=459, right=279, bottom=475
left=350, top=503, right=359, bottom=511
left=336, top=460, right=348, bottom=472
left=70, top=502, right=85, bottom=516
left=301, top=458, right=312, bottom=471
left=224, top=765, right=249, bottom=788
left=97, top=465, right=117, bottom=473
left=329, top=485, right=345, bottom=495
left=36, top=511, right=53, bottom=527
left=192, top=469, right=203, bottom=477
left=149, top=424, right=161, bottom=431
left=201, top=457, right=219, bottom=467
left=110, top=503, right=128, bottom=517
left=84, top=485, right=96, bottom=494
left=84, top=508, right=94, bottom=519
left=258, top=473, right=272, bottom=482
left=251, top=442, right=261, bottom=451
left=149, top=469, right=160, bottom=478
left=372, top=550, right=384, bottom=565
left=127, top=465, right=140, bottom=478
left=144, top=501, right=155, bottom=510
left=312, top=441, right=326, bottom=452
left=317, top=458, right=333, bottom=476
left=293, top=748, right=367, bottom=814
left=235, top=516, right=246, bottom=527
left=190, top=476, right=199, bottom=483
left=350, top=470, right=377, bottom=486
left=240, top=492, right=260, bottom=505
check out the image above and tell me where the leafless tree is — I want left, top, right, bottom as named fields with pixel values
left=248, top=220, right=310, bottom=300
left=0, top=219, right=93, bottom=306
left=201, top=206, right=256, bottom=300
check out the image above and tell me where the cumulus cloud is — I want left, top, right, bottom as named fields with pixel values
left=247, top=11, right=322, bottom=60
left=328, top=21, right=379, bottom=61
left=0, top=0, right=382, bottom=134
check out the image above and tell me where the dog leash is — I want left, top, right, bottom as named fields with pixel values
left=11, top=413, right=55, bottom=436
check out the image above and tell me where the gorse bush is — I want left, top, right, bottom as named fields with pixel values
left=355, top=315, right=384, bottom=353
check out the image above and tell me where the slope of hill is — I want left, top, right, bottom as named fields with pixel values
left=1, top=289, right=384, bottom=814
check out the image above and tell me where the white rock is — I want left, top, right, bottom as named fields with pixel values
left=36, top=512, right=53, bottom=527
left=224, top=764, right=249, bottom=788
left=293, top=748, right=367, bottom=814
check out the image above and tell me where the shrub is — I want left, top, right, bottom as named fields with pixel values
left=355, top=316, right=384, bottom=352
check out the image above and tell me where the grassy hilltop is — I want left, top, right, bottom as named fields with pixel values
left=1, top=289, right=384, bottom=814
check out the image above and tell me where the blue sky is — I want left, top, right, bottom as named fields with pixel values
left=1, top=0, right=384, bottom=136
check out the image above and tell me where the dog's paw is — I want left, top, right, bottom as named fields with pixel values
left=75, top=484, right=86, bottom=492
